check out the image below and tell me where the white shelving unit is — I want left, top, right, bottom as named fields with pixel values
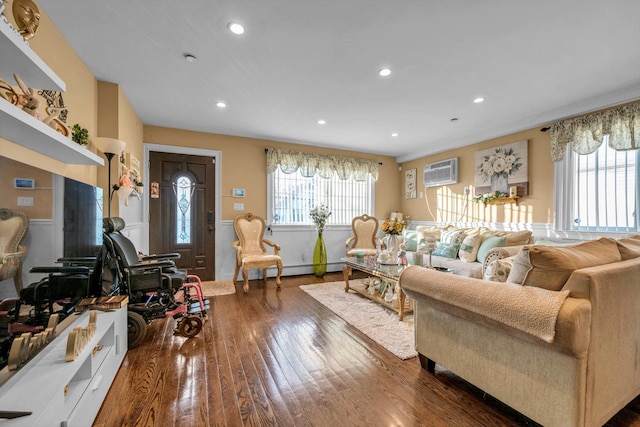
left=0, top=307, right=127, bottom=426
left=0, top=16, right=103, bottom=166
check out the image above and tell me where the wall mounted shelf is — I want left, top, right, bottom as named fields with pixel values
left=483, top=196, right=519, bottom=207
left=0, top=17, right=65, bottom=92
left=0, top=98, right=103, bottom=165
left=0, top=17, right=102, bottom=165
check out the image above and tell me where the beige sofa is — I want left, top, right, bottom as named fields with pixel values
left=400, top=236, right=640, bottom=427
left=401, top=225, right=533, bottom=278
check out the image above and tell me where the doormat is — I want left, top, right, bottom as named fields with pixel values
left=200, top=280, right=237, bottom=296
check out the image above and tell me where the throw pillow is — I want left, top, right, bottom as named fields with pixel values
left=616, top=235, right=640, bottom=260
left=492, top=230, right=533, bottom=246
left=476, top=235, right=507, bottom=264
left=458, top=233, right=482, bottom=263
left=402, top=230, right=418, bottom=252
left=440, top=229, right=466, bottom=245
left=507, top=238, right=621, bottom=291
left=432, top=242, right=461, bottom=259
left=484, top=257, right=514, bottom=282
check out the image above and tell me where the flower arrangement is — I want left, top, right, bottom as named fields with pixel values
left=477, top=146, right=522, bottom=181
left=309, top=204, right=331, bottom=233
left=381, top=217, right=406, bottom=235
left=472, top=190, right=509, bottom=204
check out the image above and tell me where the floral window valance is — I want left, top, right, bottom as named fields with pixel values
left=550, top=101, right=640, bottom=161
left=266, top=148, right=379, bottom=181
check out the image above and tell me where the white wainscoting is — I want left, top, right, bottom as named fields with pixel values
left=217, top=221, right=353, bottom=281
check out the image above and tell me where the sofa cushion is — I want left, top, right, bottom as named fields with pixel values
left=415, top=225, right=444, bottom=241
left=458, top=233, right=482, bottom=263
left=476, top=235, right=507, bottom=264
left=440, top=229, right=466, bottom=245
left=402, top=230, right=419, bottom=252
left=433, top=242, right=461, bottom=258
left=484, top=257, right=514, bottom=282
left=616, top=234, right=640, bottom=260
left=507, top=238, right=621, bottom=291
left=492, top=229, right=533, bottom=246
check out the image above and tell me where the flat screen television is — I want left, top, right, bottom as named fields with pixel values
left=63, top=177, right=103, bottom=257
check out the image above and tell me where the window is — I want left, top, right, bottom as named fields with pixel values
left=175, top=176, right=194, bottom=243
left=556, top=136, right=639, bottom=233
left=269, top=168, right=374, bottom=226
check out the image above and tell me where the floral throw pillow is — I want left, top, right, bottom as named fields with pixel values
left=484, top=258, right=514, bottom=282
left=440, top=229, right=465, bottom=245
left=433, top=242, right=461, bottom=259
left=458, top=234, right=482, bottom=263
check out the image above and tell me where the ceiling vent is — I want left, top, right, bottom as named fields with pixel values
left=423, top=158, right=458, bottom=187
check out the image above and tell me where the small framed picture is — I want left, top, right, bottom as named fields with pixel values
left=14, top=178, right=35, bottom=189
left=377, top=280, right=387, bottom=297
left=405, top=168, right=417, bottom=199
left=232, top=188, right=245, bottom=198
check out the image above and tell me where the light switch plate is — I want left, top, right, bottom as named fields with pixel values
left=233, top=203, right=244, bottom=211
left=17, top=196, right=34, bottom=206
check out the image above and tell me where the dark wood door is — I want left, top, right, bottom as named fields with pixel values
left=149, top=152, right=215, bottom=280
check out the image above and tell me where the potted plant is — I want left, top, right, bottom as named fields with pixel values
left=71, top=124, right=89, bottom=146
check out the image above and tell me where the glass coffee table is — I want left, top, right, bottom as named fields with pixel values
left=341, top=257, right=412, bottom=321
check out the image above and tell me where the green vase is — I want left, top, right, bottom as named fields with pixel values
left=313, top=231, right=327, bottom=278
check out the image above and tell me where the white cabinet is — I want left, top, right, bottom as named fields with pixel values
left=0, top=307, right=127, bottom=426
left=0, top=16, right=103, bottom=166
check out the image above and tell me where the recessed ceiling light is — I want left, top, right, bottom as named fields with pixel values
left=391, top=132, right=399, bottom=137
left=228, top=22, right=245, bottom=35
left=317, top=119, right=326, bottom=125
left=184, top=54, right=197, bottom=63
left=215, top=101, right=227, bottom=108
left=379, top=68, right=392, bottom=77
left=473, top=97, right=485, bottom=103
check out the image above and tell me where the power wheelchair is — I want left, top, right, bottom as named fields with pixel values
left=0, top=218, right=208, bottom=368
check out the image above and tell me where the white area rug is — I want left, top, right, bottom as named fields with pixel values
left=300, top=280, right=417, bottom=360
left=201, top=280, right=236, bottom=296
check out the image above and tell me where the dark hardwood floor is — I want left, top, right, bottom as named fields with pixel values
left=94, top=272, right=640, bottom=426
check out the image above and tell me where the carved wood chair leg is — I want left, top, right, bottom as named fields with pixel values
left=275, top=262, right=282, bottom=287
left=263, top=269, right=268, bottom=287
left=14, top=262, right=24, bottom=294
left=242, top=266, right=250, bottom=293
left=232, top=263, right=240, bottom=283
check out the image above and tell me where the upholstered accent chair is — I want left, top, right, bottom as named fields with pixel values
left=0, top=208, right=29, bottom=294
left=345, top=214, right=382, bottom=257
left=232, top=213, right=282, bottom=293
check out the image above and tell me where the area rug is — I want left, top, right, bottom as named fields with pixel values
left=300, top=280, right=416, bottom=360
left=200, top=280, right=237, bottom=296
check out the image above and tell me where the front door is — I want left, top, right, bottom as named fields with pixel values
left=149, top=151, right=215, bottom=280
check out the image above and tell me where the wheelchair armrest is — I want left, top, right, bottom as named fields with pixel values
left=30, top=266, right=91, bottom=274
left=56, top=257, right=97, bottom=267
left=125, top=260, right=175, bottom=271
left=140, top=253, right=181, bottom=261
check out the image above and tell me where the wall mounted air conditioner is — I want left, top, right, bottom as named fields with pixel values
left=423, top=157, right=458, bottom=187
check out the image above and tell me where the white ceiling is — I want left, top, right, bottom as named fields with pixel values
left=38, top=0, right=640, bottom=162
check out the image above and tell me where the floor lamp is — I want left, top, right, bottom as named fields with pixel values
left=94, top=137, right=126, bottom=218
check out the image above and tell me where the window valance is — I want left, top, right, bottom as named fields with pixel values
left=266, top=148, right=379, bottom=181
left=550, top=101, right=640, bottom=161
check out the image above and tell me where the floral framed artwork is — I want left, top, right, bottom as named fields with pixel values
left=474, top=140, right=528, bottom=196
left=405, top=168, right=417, bottom=199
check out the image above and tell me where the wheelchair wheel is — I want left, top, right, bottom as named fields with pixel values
left=127, top=311, right=147, bottom=349
left=177, top=316, right=203, bottom=338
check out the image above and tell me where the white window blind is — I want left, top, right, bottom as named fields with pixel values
left=270, top=168, right=374, bottom=225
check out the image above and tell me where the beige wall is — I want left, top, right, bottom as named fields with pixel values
left=144, top=126, right=400, bottom=220
left=0, top=157, right=52, bottom=219
left=1, top=11, right=100, bottom=185
left=399, top=127, right=555, bottom=225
